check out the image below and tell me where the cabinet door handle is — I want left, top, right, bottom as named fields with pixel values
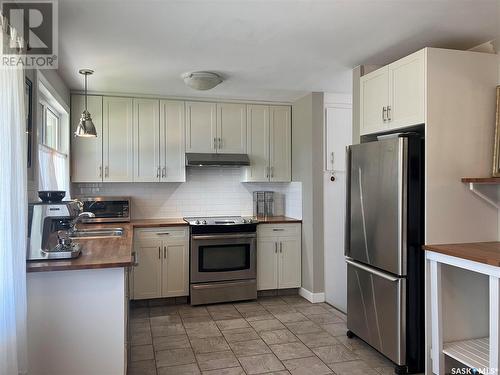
left=98, top=166, right=102, bottom=178
left=387, top=106, right=392, bottom=121
left=105, top=166, right=109, bottom=178
left=266, top=166, right=269, bottom=178
left=158, top=246, right=161, bottom=259
left=382, top=107, right=387, bottom=122
left=274, top=242, right=278, bottom=253
left=270, top=166, right=274, bottom=178
left=132, top=251, right=138, bottom=266
left=213, top=137, right=217, bottom=149
left=157, top=166, right=160, bottom=178
left=164, top=246, right=167, bottom=259
left=162, top=167, right=166, bottom=178
left=330, top=152, right=334, bottom=170
left=280, top=242, right=283, bottom=253
left=218, top=138, right=222, bottom=149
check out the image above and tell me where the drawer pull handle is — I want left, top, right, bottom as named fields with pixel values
left=272, top=228, right=285, bottom=231
left=156, top=232, right=170, bottom=236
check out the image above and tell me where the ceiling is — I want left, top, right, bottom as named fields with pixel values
left=58, top=0, right=498, bottom=102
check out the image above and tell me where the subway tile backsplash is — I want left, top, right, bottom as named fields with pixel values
left=72, top=168, right=302, bottom=220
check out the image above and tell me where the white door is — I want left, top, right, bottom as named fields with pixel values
left=269, top=106, right=291, bottom=182
left=324, top=102, right=352, bottom=313
left=185, top=101, right=217, bottom=153
left=216, top=103, right=247, bottom=154
left=160, top=100, right=185, bottom=182
left=278, top=237, right=301, bottom=289
left=133, top=99, right=160, bottom=182
left=257, top=238, right=278, bottom=290
left=103, top=97, right=134, bottom=182
left=243, top=105, right=269, bottom=182
left=133, top=240, right=162, bottom=299
left=360, top=66, right=389, bottom=135
left=70, top=95, right=103, bottom=182
left=388, top=49, right=425, bottom=129
left=162, top=242, right=189, bottom=297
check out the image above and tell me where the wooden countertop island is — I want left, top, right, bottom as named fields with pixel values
left=423, top=242, right=500, bottom=267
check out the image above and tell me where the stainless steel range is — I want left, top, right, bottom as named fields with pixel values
left=184, top=216, right=258, bottom=305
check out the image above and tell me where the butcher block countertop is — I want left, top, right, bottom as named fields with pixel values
left=256, top=216, right=302, bottom=224
left=26, top=216, right=302, bottom=272
left=424, top=242, right=500, bottom=266
left=27, top=223, right=134, bottom=273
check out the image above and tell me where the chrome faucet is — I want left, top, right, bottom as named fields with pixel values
left=69, top=212, right=96, bottom=233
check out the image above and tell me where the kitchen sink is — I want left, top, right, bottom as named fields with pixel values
left=69, top=228, right=124, bottom=239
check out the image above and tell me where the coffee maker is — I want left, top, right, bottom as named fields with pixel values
left=27, top=201, right=83, bottom=260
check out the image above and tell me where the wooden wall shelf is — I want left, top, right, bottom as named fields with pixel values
left=462, top=177, right=500, bottom=184
left=462, top=178, right=500, bottom=208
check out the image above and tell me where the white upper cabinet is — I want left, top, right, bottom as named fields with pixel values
left=360, top=49, right=426, bottom=135
left=269, top=106, right=291, bottom=182
left=217, top=103, right=247, bottom=153
left=160, top=100, right=186, bottom=182
left=242, top=105, right=291, bottom=182
left=71, top=95, right=103, bottom=183
left=103, top=97, right=134, bottom=182
left=185, top=101, right=217, bottom=153
left=244, top=105, right=270, bottom=182
left=388, top=49, right=425, bottom=130
left=360, top=67, right=389, bottom=135
left=133, top=99, right=160, bottom=182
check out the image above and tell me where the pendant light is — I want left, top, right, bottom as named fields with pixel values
left=74, top=69, right=97, bottom=137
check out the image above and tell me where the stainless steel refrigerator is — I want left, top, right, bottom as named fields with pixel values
left=346, top=134, right=424, bottom=375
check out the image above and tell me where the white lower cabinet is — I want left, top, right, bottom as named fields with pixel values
left=131, top=227, right=189, bottom=300
left=257, top=223, right=301, bottom=290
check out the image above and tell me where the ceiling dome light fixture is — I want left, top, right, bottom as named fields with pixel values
left=182, top=71, right=223, bottom=90
left=74, top=69, right=97, bottom=137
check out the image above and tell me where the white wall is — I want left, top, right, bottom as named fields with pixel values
left=292, top=92, right=325, bottom=294
left=72, top=168, right=302, bottom=219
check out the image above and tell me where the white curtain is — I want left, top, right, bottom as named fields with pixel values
left=38, top=144, right=70, bottom=197
left=0, top=17, right=28, bottom=375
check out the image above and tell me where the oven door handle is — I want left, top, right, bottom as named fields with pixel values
left=192, top=233, right=257, bottom=240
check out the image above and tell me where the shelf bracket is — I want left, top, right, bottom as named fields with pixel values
left=467, top=183, right=500, bottom=209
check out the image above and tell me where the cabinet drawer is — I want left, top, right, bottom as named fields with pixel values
left=134, top=227, right=188, bottom=241
left=258, top=223, right=300, bottom=238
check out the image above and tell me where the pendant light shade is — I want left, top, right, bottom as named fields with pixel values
left=75, top=69, right=97, bottom=137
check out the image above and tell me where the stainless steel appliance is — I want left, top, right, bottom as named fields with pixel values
left=27, top=201, right=90, bottom=260
left=346, top=134, right=424, bottom=375
left=185, top=216, right=258, bottom=305
left=253, top=191, right=274, bottom=217
left=185, top=153, right=250, bottom=167
left=78, top=196, right=130, bottom=223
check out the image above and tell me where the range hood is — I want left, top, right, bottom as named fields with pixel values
left=186, top=153, right=250, bottom=167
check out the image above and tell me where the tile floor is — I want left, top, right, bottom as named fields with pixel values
left=128, top=296, right=397, bottom=375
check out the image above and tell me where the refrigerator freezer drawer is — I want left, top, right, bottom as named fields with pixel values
left=346, top=259, right=406, bottom=365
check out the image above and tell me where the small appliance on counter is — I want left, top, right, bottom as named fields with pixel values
left=77, top=196, right=131, bottom=223
left=184, top=216, right=258, bottom=305
left=253, top=191, right=274, bottom=217
left=27, top=201, right=84, bottom=260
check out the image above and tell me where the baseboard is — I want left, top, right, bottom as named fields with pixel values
left=299, top=288, right=325, bottom=303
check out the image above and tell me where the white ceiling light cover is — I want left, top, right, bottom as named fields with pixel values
left=182, top=71, right=223, bottom=90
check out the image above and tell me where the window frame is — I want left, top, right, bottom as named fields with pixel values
left=40, top=99, right=62, bottom=153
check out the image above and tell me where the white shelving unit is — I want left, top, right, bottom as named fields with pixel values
left=426, top=249, right=500, bottom=374
left=443, top=338, right=490, bottom=371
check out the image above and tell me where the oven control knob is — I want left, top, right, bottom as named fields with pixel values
left=202, top=220, right=207, bottom=225
left=195, top=220, right=200, bottom=225
left=242, top=219, right=248, bottom=223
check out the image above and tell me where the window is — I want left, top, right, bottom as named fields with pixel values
left=41, top=103, right=60, bottom=151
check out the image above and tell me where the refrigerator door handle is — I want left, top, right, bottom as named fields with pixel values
left=345, top=146, right=351, bottom=257
left=345, top=259, right=399, bottom=282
